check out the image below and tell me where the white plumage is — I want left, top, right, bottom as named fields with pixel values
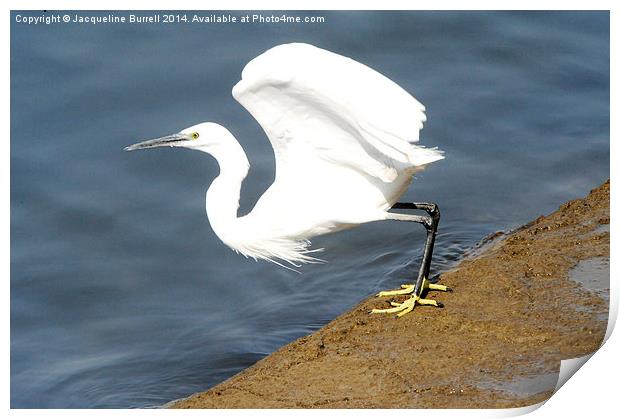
left=125, top=43, right=443, bottom=269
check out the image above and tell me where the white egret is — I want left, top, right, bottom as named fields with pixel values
left=125, top=43, right=450, bottom=316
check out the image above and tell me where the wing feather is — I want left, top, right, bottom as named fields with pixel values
left=232, top=43, right=442, bottom=185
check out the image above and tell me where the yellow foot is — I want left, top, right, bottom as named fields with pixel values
left=371, top=277, right=452, bottom=317
left=371, top=294, right=443, bottom=317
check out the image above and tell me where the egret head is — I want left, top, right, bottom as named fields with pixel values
left=124, top=122, right=233, bottom=153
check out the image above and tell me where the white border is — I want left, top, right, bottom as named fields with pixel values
left=3, top=1, right=617, bottom=418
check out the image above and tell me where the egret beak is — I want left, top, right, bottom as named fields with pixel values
left=124, top=133, right=191, bottom=151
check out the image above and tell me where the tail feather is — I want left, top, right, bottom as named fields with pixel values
left=228, top=237, right=325, bottom=272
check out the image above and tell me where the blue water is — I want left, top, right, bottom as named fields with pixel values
left=10, top=11, right=609, bottom=408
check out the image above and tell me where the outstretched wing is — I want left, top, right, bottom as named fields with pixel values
left=233, top=43, right=441, bottom=188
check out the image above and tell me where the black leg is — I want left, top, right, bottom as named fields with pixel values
left=388, top=202, right=441, bottom=298
left=372, top=202, right=449, bottom=316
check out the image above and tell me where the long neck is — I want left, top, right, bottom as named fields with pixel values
left=203, top=136, right=250, bottom=245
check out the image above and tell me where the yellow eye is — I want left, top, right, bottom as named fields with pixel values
left=191, top=132, right=199, bottom=140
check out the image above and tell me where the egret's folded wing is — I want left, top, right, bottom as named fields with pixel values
left=232, top=43, right=442, bottom=183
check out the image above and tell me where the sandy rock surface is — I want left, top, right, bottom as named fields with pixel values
left=171, top=181, right=609, bottom=408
